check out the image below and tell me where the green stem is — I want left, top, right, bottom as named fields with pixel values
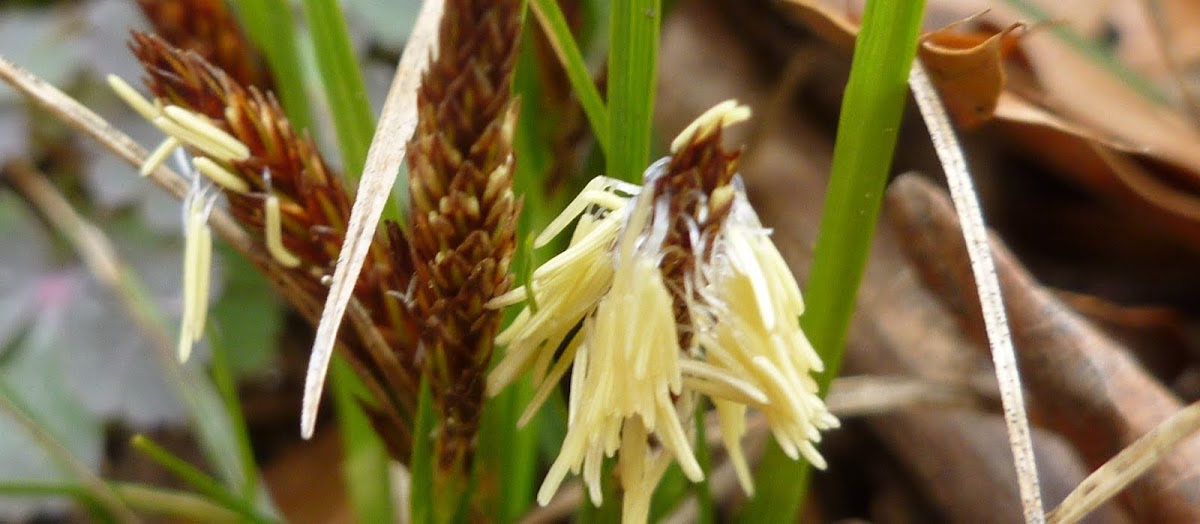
left=737, top=0, right=926, bottom=520
left=607, top=0, right=661, bottom=183
left=299, top=0, right=377, bottom=182
left=410, top=379, right=435, bottom=524
left=206, top=327, right=260, bottom=505
left=329, top=358, right=396, bottom=524
left=0, top=381, right=139, bottom=523
left=530, top=0, right=610, bottom=155
left=0, top=482, right=250, bottom=522
left=131, top=435, right=268, bottom=523
left=230, top=0, right=315, bottom=132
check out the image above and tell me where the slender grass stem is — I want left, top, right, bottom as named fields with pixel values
left=294, top=4, right=397, bottom=521
left=737, top=1, right=926, bottom=521
left=299, top=0, right=377, bottom=182
left=329, top=359, right=396, bottom=523
left=530, top=0, right=610, bottom=155
left=607, top=0, right=661, bottom=183
left=0, top=381, right=139, bottom=523
left=130, top=435, right=268, bottom=523
left=0, top=482, right=248, bottom=522
left=230, top=0, right=314, bottom=132
left=206, top=328, right=260, bottom=505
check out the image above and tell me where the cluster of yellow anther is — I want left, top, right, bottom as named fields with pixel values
left=487, top=101, right=838, bottom=522
left=108, top=75, right=301, bottom=361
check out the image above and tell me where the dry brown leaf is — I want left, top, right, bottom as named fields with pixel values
left=886, top=174, right=1200, bottom=522
left=781, top=0, right=1200, bottom=252
left=919, top=21, right=1025, bottom=127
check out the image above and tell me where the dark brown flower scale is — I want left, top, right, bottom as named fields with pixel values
left=136, top=0, right=272, bottom=90
left=128, top=33, right=419, bottom=455
left=652, top=126, right=742, bottom=352
left=392, top=0, right=523, bottom=473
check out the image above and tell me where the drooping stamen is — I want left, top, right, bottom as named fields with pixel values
left=192, top=156, right=251, bottom=193
left=152, top=115, right=245, bottom=164
left=264, top=194, right=301, bottom=268
left=178, top=193, right=215, bottom=362
left=162, top=105, right=251, bottom=161
left=107, top=74, right=160, bottom=121
left=141, top=137, right=181, bottom=177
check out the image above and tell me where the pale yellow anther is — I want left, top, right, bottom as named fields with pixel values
left=178, top=197, right=214, bottom=363
left=140, top=137, right=181, bottom=177
left=669, top=99, right=752, bottom=153
left=193, top=224, right=213, bottom=341
left=265, top=194, right=302, bottom=268
left=192, top=156, right=251, bottom=194
left=496, top=102, right=837, bottom=523
left=106, top=75, right=161, bottom=122
left=162, top=105, right=251, bottom=161
left=152, top=115, right=243, bottom=164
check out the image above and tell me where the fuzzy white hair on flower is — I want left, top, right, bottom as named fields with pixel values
left=487, top=100, right=838, bottom=521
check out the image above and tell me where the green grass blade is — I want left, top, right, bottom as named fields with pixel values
left=329, top=358, right=395, bottom=524
left=607, top=0, right=661, bottom=183
left=299, top=0, right=377, bottom=182
left=230, top=0, right=315, bottom=132
left=113, top=483, right=247, bottom=523
left=0, top=380, right=137, bottom=523
left=0, top=481, right=250, bottom=522
left=737, top=0, right=926, bottom=521
left=530, top=0, right=610, bottom=155
left=206, top=326, right=259, bottom=506
left=131, top=434, right=269, bottom=523
left=410, top=378, right=435, bottom=524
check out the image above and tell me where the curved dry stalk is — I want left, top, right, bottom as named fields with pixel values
left=1047, top=400, right=1200, bottom=524
left=908, top=60, right=1045, bottom=523
left=302, top=0, right=444, bottom=439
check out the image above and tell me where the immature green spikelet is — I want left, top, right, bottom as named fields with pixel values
left=392, top=0, right=523, bottom=476
left=112, top=33, right=419, bottom=454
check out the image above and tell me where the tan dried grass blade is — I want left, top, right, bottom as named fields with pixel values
left=1047, top=400, right=1200, bottom=524
left=300, top=0, right=445, bottom=438
left=909, top=60, right=1045, bottom=523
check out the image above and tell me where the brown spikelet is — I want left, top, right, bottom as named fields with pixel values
left=136, top=0, right=272, bottom=90
left=654, top=125, right=742, bottom=351
left=128, top=32, right=419, bottom=455
left=392, top=0, right=523, bottom=478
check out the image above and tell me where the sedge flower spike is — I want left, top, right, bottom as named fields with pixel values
left=488, top=100, right=838, bottom=521
left=107, top=33, right=419, bottom=453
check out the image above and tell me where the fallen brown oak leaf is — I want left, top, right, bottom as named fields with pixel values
left=886, top=173, right=1200, bottom=523
left=780, top=0, right=1200, bottom=250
